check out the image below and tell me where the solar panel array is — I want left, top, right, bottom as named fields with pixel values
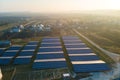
left=14, top=41, right=38, bottom=64
left=0, top=45, right=22, bottom=65
left=0, top=48, right=5, bottom=55
left=33, top=37, right=67, bottom=69
left=63, top=36, right=110, bottom=73
left=0, top=36, right=110, bottom=73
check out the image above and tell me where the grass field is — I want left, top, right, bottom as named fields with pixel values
left=70, top=13, right=120, bottom=55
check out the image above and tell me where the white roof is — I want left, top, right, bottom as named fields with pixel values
left=41, top=42, right=60, bottom=44
left=0, top=57, right=13, bottom=59
left=22, top=49, right=35, bottom=51
left=6, top=50, right=19, bottom=52
left=16, top=56, right=32, bottom=58
left=66, top=47, right=90, bottom=50
left=63, top=73, right=70, bottom=77
left=64, top=43, right=85, bottom=45
left=34, top=58, right=66, bottom=62
left=37, top=51, right=63, bottom=54
left=68, top=53, right=96, bottom=56
left=72, top=60, right=105, bottom=64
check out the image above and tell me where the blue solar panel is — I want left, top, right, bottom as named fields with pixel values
left=0, top=57, right=12, bottom=65
left=23, top=46, right=37, bottom=50
left=33, top=37, right=67, bottom=69
left=2, top=52, right=18, bottom=56
left=62, top=36, right=110, bottom=73
left=39, top=48, right=62, bottom=52
left=33, top=61, right=67, bottom=69
left=27, top=41, right=38, bottom=45
left=36, top=54, right=64, bottom=59
left=67, top=49, right=93, bottom=54
left=41, top=44, right=61, bottom=47
left=114, top=78, right=120, bottom=80
left=73, top=63, right=110, bottom=73
left=19, top=51, right=34, bottom=56
left=42, top=41, right=60, bottom=43
left=42, top=39, right=60, bottom=42
left=7, top=46, right=21, bottom=50
left=64, top=41, right=83, bottom=43
left=65, top=45, right=87, bottom=48
left=0, top=49, right=4, bottom=55
left=14, top=58, right=31, bottom=64
left=69, top=55, right=100, bottom=61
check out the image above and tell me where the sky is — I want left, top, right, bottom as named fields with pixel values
left=0, top=0, right=120, bottom=13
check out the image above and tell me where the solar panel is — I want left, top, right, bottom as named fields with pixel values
left=33, top=37, right=67, bottom=69
left=33, top=61, right=67, bottom=69
left=42, top=38, right=60, bottom=42
left=27, top=41, right=39, bottom=45
left=22, top=49, right=35, bottom=51
left=67, top=49, right=93, bottom=54
left=64, top=43, right=85, bottom=46
left=63, top=39, right=80, bottom=41
left=2, top=52, right=18, bottom=56
left=41, top=42, right=61, bottom=44
left=0, top=48, right=5, bottom=55
left=69, top=55, right=100, bottom=61
left=62, top=36, right=110, bottom=73
left=36, top=54, right=65, bottom=59
left=41, top=44, right=61, bottom=47
left=73, top=63, right=110, bottom=73
left=5, top=50, right=19, bottom=52
left=23, top=46, right=37, bottom=50
left=33, top=58, right=67, bottom=69
left=40, top=46, right=62, bottom=48
left=37, top=51, right=63, bottom=54
left=0, top=56, right=13, bottom=65
left=19, top=51, right=34, bottom=56
left=42, top=39, right=60, bottom=42
left=39, top=48, right=62, bottom=52
left=14, top=56, right=32, bottom=64
left=65, top=45, right=87, bottom=48
left=66, top=47, right=90, bottom=50
left=63, top=41, right=82, bottom=43
left=2, top=45, right=21, bottom=57
left=7, top=45, right=22, bottom=50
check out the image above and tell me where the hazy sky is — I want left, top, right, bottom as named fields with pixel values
left=0, top=0, right=120, bottom=13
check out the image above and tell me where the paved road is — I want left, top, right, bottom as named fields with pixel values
left=23, top=20, right=36, bottom=26
left=73, top=29, right=120, bottom=62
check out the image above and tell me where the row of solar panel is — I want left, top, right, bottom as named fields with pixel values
left=14, top=41, right=38, bottom=64
left=0, top=37, right=110, bottom=73
left=32, top=37, right=67, bottom=69
left=0, top=45, right=22, bottom=65
left=0, top=41, right=38, bottom=65
left=0, top=48, right=5, bottom=55
left=63, top=36, right=110, bottom=73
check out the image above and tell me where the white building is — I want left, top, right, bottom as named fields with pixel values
left=10, top=27, right=21, bottom=33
